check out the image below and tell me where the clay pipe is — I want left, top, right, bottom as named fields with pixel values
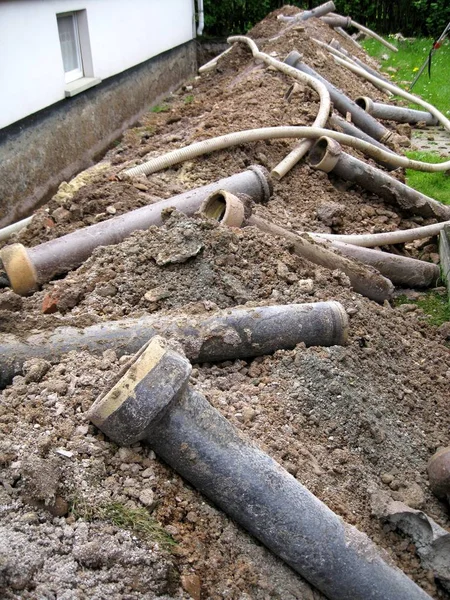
left=199, top=190, right=394, bottom=302
left=325, top=240, right=440, bottom=288
left=88, top=336, right=433, bottom=600
left=309, top=137, right=450, bottom=221
left=328, top=115, right=397, bottom=171
left=0, top=302, right=348, bottom=389
left=283, top=52, right=393, bottom=144
left=0, top=166, right=272, bottom=296
left=355, top=97, right=438, bottom=126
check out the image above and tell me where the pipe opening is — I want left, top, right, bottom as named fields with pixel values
left=355, top=96, right=369, bottom=110
left=200, top=190, right=245, bottom=227
left=308, top=137, right=329, bottom=167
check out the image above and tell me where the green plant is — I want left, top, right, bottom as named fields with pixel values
left=395, top=291, right=450, bottom=325
left=150, top=104, right=171, bottom=114
left=70, top=498, right=176, bottom=550
left=184, top=95, right=194, bottom=105
left=405, top=151, right=450, bottom=205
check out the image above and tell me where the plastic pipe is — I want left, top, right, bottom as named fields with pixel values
left=332, top=54, right=450, bottom=134
left=199, top=189, right=246, bottom=227
left=328, top=115, right=396, bottom=171
left=308, top=137, right=450, bottom=220
left=334, top=26, right=362, bottom=50
left=321, top=15, right=352, bottom=28
left=199, top=46, right=233, bottom=74
left=440, top=225, right=450, bottom=299
left=196, top=0, right=204, bottom=35
left=0, top=216, right=33, bottom=243
left=0, top=302, right=348, bottom=389
left=118, top=126, right=450, bottom=183
left=283, top=53, right=393, bottom=143
left=326, top=240, right=440, bottom=287
left=0, top=167, right=272, bottom=295
left=308, top=220, right=450, bottom=247
left=226, top=36, right=331, bottom=180
left=88, top=336, right=432, bottom=600
left=277, top=1, right=336, bottom=23
left=247, top=215, right=394, bottom=302
left=355, top=96, right=438, bottom=125
left=349, top=19, right=398, bottom=53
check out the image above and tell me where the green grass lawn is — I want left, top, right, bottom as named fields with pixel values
left=363, top=38, right=450, bottom=204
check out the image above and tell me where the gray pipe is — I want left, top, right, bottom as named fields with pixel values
left=328, top=240, right=440, bottom=288
left=355, top=96, right=438, bottom=125
left=329, top=115, right=396, bottom=171
left=309, top=137, right=450, bottom=220
left=278, top=1, right=336, bottom=23
left=0, top=167, right=272, bottom=296
left=328, top=40, right=393, bottom=87
left=321, top=15, right=352, bottom=28
left=0, top=302, right=348, bottom=389
left=88, top=336, right=432, bottom=600
left=284, top=52, right=392, bottom=143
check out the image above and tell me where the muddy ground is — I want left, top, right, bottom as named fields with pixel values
left=1, top=5, right=450, bottom=600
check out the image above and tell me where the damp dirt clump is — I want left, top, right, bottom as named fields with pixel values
left=1, top=5, right=450, bottom=599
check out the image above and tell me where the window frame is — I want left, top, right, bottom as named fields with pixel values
left=57, top=12, right=84, bottom=84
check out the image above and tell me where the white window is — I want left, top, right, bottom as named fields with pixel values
left=57, top=13, right=84, bottom=83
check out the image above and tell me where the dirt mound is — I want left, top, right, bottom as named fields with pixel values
left=1, top=5, right=449, bottom=599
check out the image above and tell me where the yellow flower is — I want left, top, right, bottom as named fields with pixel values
left=412, top=67, right=419, bottom=72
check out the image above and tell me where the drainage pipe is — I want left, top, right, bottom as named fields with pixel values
left=325, top=240, right=440, bottom=287
left=283, top=53, right=393, bottom=144
left=355, top=96, right=438, bottom=125
left=308, top=220, right=450, bottom=247
left=0, top=302, right=348, bottom=389
left=321, top=15, right=352, bottom=28
left=332, top=55, right=450, bottom=134
left=199, top=46, right=233, bottom=74
left=198, top=190, right=393, bottom=302
left=227, top=35, right=331, bottom=180
left=321, top=14, right=397, bottom=52
left=309, top=137, right=450, bottom=220
left=196, top=0, right=204, bottom=36
left=277, top=1, right=336, bottom=23
left=0, top=167, right=272, bottom=296
left=334, top=27, right=363, bottom=50
left=119, top=126, right=450, bottom=181
left=88, top=336, right=432, bottom=600
left=328, top=115, right=397, bottom=171
left=0, top=216, right=33, bottom=243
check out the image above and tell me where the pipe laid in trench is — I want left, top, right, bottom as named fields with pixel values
left=283, top=53, right=393, bottom=143
left=309, top=137, right=450, bottom=220
left=328, top=115, right=397, bottom=171
left=355, top=96, right=438, bottom=125
left=325, top=240, right=440, bottom=288
left=0, top=167, right=271, bottom=296
left=88, top=336, right=432, bottom=600
left=0, top=302, right=348, bottom=389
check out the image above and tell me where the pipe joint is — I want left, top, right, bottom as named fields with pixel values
left=200, top=190, right=245, bottom=227
left=355, top=96, right=374, bottom=114
left=0, top=243, right=38, bottom=296
left=309, top=137, right=341, bottom=172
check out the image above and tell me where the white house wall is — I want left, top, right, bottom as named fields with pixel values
left=0, top=0, right=195, bottom=128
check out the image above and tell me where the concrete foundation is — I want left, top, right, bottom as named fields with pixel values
left=0, top=40, right=197, bottom=228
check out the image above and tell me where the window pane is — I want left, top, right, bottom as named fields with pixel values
left=58, top=15, right=79, bottom=73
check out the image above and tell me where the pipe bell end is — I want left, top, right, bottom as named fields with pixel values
left=200, top=190, right=245, bottom=227
left=0, top=243, right=38, bottom=296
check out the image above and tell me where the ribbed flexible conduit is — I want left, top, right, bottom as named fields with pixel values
left=122, top=125, right=450, bottom=179
left=226, top=36, right=331, bottom=180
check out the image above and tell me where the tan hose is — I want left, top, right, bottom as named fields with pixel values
left=308, top=220, right=450, bottom=247
left=333, top=55, right=450, bottom=134
left=0, top=216, right=33, bottom=243
left=349, top=19, right=397, bottom=53
left=121, top=125, right=450, bottom=179
left=225, top=36, right=331, bottom=180
left=199, top=46, right=233, bottom=74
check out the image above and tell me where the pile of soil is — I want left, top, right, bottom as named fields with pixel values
left=1, top=5, right=449, bottom=599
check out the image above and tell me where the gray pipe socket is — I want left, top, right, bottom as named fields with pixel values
left=328, top=115, right=397, bottom=171
left=88, top=336, right=432, bottom=600
left=0, top=302, right=348, bottom=389
left=0, top=167, right=272, bottom=296
left=321, top=14, right=352, bottom=28
left=355, top=97, right=438, bottom=125
left=309, top=137, right=450, bottom=220
left=283, top=52, right=393, bottom=144
left=278, top=1, right=336, bottom=23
